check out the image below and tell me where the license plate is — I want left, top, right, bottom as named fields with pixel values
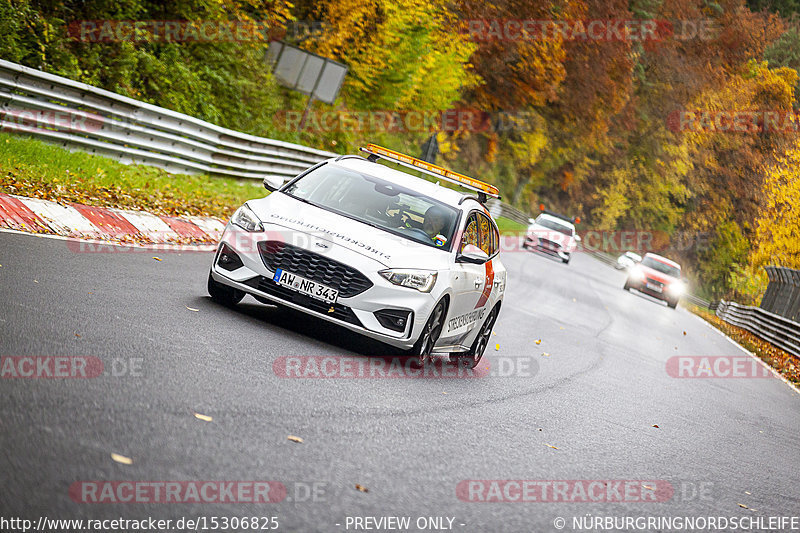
left=646, top=282, right=663, bottom=293
left=273, top=268, right=338, bottom=303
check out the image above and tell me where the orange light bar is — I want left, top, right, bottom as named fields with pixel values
left=360, top=143, right=501, bottom=200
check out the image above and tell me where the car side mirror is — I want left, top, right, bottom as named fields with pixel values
left=263, top=175, right=284, bottom=192
left=574, top=234, right=582, bottom=242
left=457, top=244, right=489, bottom=264
left=528, top=218, right=536, bottom=224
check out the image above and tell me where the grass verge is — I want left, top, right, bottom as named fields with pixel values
left=690, top=305, right=800, bottom=388
left=0, top=132, right=259, bottom=219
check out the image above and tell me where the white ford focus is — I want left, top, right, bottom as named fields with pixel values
left=208, top=144, right=507, bottom=368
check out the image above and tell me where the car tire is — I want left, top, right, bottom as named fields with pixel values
left=667, top=299, right=678, bottom=309
left=562, top=256, right=570, bottom=264
left=409, top=298, right=447, bottom=368
left=623, top=280, right=631, bottom=291
left=453, top=306, right=498, bottom=369
left=208, top=271, right=245, bottom=306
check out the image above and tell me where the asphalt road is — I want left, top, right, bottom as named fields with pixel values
left=1, top=229, right=798, bottom=533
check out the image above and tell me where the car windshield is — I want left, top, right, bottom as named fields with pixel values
left=282, top=163, right=459, bottom=250
left=642, top=256, right=680, bottom=278
left=536, top=217, right=574, bottom=235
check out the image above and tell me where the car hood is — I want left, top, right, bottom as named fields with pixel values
left=246, top=193, right=453, bottom=270
left=527, top=223, right=575, bottom=245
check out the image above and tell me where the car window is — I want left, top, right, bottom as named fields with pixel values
left=477, top=213, right=498, bottom=255
left=282, top=163, right=460, bottom=250
left=461, top=214, right=479, bottom=252
left=642, top=256, right=680, bottom=278
left=536, top=217, right=574, bottom=235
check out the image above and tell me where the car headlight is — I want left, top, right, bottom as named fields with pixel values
left=379, top=269, right=438, bottom=293
left=669, top=281, right=686, bottom=295
left=231, top=204, right=263, bottom=232
left=629, top=265, right=644, bottom=281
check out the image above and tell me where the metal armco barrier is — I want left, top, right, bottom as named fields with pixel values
left=0, top=59, right=337, bottom=181
left=716, top=300, right=800, bottom=358
left=761, top=266, right=800, bottom=322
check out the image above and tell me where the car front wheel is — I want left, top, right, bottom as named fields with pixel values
left=409, top=299, right=447, bottom=368
left=208, top=271, right=245, bottom=306
left=451, top=306, right=498, bottom=369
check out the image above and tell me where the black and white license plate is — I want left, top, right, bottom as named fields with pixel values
left=646, top=282, right=663, bottom=293
left=273, top=268, right=338, bottom=303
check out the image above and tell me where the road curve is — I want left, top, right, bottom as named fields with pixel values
left=1, top=230, right=798, bottom=532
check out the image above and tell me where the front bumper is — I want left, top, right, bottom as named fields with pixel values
left=210, top=226, right=438, bottom=350
left=627, top=279, right=680, bottom=303
left=524, top=236, right=571, bottom=260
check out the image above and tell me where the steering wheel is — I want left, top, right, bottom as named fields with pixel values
left=404, top=227, right=432, bottom=241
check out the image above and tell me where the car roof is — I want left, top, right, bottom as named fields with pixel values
left=333, top=157, right=483, bottom=212
left=644, top=252, right=681, bottom=268
left=536, top=213, right=575, bottom=228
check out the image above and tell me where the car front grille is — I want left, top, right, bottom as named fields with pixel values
left=645, top=278, right=664, bottom=289
left=257, top=240, right=373, bottom=298
left=243, top=276, right=363, bottom=327
left=538, top=238, right=562, bottom=250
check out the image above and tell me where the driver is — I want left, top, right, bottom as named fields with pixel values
left=422, top=205, right=449, bottom=244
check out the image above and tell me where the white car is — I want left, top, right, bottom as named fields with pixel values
left=522, top=212, right=579, bottom=264
left=615, top=251, right=642, bottom=270
left=208, top=144, right=507, bottom=368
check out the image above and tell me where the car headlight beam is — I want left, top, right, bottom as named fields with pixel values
left=231, top=204, right=264, bottom=232
left=379, top=269, right=438, bottom=293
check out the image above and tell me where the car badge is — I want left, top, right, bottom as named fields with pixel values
left=434, top=234, right=447, bottom=247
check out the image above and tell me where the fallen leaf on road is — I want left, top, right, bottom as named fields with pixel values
left=745, top=491, right=751, bottom=495
left=535, top=339, right=541, bottom=345
left=355, top=484, right=369, bottom=493
left=442, top=392, right=447, bottom=395
left=287, top=435, right=303, bottom=443
left=495, top=344, right=499, bottom=351
left=545, top=444, right=559, bottom=450
left=492, top=331, right=497, bottom=336
left=542, top=352, right=550, bottom=357
left=683, top=331, right=687, bottom=335
left=34, top=280, right=38, bottom=283
left=186, top=306, right=199, bottom=312
left=75, top=333, right=81, bottom=338
left=111, top=453, right=133, bottom=465
left=652, top=424, right=659, bottom=428
left=738, top=503, right=748, bottom=509
left=643, top=485, right=655, bottom=491
left=559, top=326, right=565, bottom=330
left=153, top=257, right=162, bottom=261
left=194, top=413, right=212, bottom=422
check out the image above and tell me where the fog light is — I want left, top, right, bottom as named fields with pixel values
left=217, top=243, right=244, bottom=271
left=374, top=309, right=412, bottom=333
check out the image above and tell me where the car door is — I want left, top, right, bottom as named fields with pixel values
left=444, top=212, right=490, bottom=343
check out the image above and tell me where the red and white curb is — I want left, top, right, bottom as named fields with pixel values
left=0, top=192, right=224, bottom=250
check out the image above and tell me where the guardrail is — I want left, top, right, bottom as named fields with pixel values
left=0, top=60, right=539, bottom=223
left=716, top=300, right=800, bottom=358
left=761, top=266, right=800, bottom=322
left=0, top=59, right=337, bottom=181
